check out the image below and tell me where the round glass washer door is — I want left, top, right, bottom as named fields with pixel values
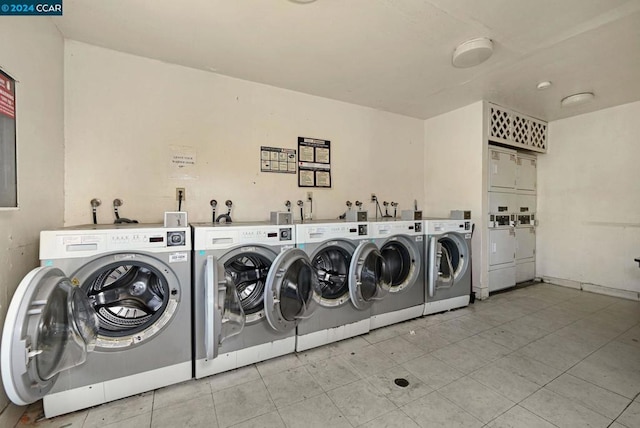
left=73, top=253, right=181, bottom=349
left=310, top=240, right=356, bottom=307
left=219, top=246, right=277, bottom=324
left=264, top=248, right=320, bottom=332
left=435, top=233, right=469, bottom=286
left=380, top=235, right=421, bottom=293
left=349, top=242, right=392, bottom=310
left=1, top=267, right=99, bottom=405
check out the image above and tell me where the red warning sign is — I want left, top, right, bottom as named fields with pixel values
left=0, top=73, right=15, bottom=119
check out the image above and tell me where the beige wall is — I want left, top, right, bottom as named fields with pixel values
left=424, top=101, right=486, bottom=297
left=538, top=101, right=640, bottom=297
left=0, top=18, right=64, bottom=424
left=63, top=41, right=425, bottom=226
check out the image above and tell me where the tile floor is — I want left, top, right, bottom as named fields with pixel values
left=15, top=283, right=640, bottom=428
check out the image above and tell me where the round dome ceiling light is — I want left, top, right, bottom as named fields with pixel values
left=536, top=81, right=552, bottom=90
left=561, top=92, right=595, bottom=108
left=452, top=37, right=494, bottom=68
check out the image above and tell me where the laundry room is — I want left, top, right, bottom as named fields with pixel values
left=1, top=1, right=640, bottom=427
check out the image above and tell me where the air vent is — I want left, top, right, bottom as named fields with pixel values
left=488, top=103, right=547, bottom=153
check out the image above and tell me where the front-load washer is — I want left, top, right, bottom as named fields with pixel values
left=423, top=219, right=473, bottom=315
left=192, top=222, right=319, bottom=378
left=369, top=219, right=425, bottom=329
left=1, top=224, right=192, bottom=418
left=295, top=220, right=391, bottom=352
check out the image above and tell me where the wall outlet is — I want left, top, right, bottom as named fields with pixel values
left=306, top=191, right=313, bottom=201
left=176, top=187, right=186, bottom=201
left=371, top=193, right=377, bottom=202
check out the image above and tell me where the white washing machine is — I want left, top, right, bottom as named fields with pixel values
left=1, top=224, right=192, bottom=418
left=295, top=221, right=390, bottom=352
left=192, top=222, right=319, bottom=378
left=369, top=219, right=425, bottom=329
left=423, top=219, right=473, bottom=315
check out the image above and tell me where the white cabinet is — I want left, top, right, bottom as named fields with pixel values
left=515, top=194, right=536, bottom=214
left=515, top=226, right=535, bottom=260
left=489, top=228, right=516, bottom=267
left=489, top=147, right=517, bottom=191
left=516, top=154, right=537, bottom=193
left=489, top=192, right=517, bottom=215
left=488, top=145, right=538, bottom=292
left=515, top=225, right=536, bottom=283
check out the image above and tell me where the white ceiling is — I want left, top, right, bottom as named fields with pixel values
left=54, top=0, right=640, bottom=121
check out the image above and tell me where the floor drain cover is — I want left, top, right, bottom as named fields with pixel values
left=394, top=378, right=409, bottom=388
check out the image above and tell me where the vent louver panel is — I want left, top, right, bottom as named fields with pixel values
left=488, top=103, right=547, bottom=153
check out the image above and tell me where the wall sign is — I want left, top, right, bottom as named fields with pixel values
left=260, top=146, right=296, bottom=173
left=0, top=69, right=17, bottom=208
left=169, top=145, right=197, bottom=179
left=298, top=137, right=331, bottom=188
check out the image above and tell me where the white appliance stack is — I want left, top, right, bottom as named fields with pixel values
left=487, top=146, right=537, bottom=292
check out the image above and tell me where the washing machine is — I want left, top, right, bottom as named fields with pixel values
left=295, top=220, right=391, bottom=352
left=1, top=224, right=192, bottom=418
left=369, top=219, right=425, bottom=329
left=192, top=222, right=320, bottom=378
left=423, top=219, right=473, bottom=315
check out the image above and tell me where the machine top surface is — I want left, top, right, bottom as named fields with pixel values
left=295, top=220, right=370, bottom=243
left=192, top=222, right=295, bottom=250
left=370, top=219, right=423, bottom=237
left=424, top=219, right=472, bottom=234
left=40, top=224, right=190, bottom=259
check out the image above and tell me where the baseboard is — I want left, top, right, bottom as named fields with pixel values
left=542, top=276, right=640, bottom=301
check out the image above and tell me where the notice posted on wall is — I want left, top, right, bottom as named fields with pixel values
left=298, top=137, right=331, bottom=188
left=0, top=70, right=17, bottom=208
left=169, top=145, right=197, bottom=179
left=260, top=146, right=296, bottom=174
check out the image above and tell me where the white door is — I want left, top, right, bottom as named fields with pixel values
left=1, top=267, right=99, bottom=405
left=489, top=147, right=517, bottom=191
left=349, top=242, right=391, bottom=310
left=516, top=155, right=537, bottom=193
left=515, top=226, right=536, bottom=261
left=263, top=248, right=320, bottom=332
left=489, top=228, right=516, bottom=267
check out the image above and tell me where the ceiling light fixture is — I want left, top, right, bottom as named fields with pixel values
left=536, top=81, right=552, bottom=90
left=452, top=37, right=494, bottom=68
left=561, top=92, right=595, bottom=108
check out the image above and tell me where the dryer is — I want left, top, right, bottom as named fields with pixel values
left=423, top=219, right=473, bottom=315
left=192, top=222, right=319, bottom=378
left=1, top=224, right=192, bottom=418
left=369, top=219, right=425, bottom=329
left=295, top=220, right=391, bottom=352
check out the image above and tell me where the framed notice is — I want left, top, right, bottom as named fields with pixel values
left=0, top=69, right=17, bottom=208
left=298, top=137, right=331, bottom=188
left=260, top=146, right=296, bottom=174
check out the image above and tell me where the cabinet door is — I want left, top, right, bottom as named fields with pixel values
left=489, top=147, right=517, bottom=191
left=515, top=226, right=536, bottom=261
left=515, top=193, right=536, bottom=214
left=489, top=191, right=516, bottom=214
left=489, top=228, right=516, bottom=267
left=516, top=155, right=537, bottom=193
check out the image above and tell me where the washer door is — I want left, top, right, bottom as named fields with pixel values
left=204, top=256, right=245, bottom=360
left=380, top=235, right=421, bottom=293
left=76, top=254, right=181, bottom=349
left=349, top=242, right=391, bottom=310
left=427, top=233, right=469, bottom=297
left=1, top=267, right=99, bottom=405
left=264, top=248, right=320, bottom=332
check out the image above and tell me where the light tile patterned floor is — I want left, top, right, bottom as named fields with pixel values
left=15, top=283, right=640, bottom=428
